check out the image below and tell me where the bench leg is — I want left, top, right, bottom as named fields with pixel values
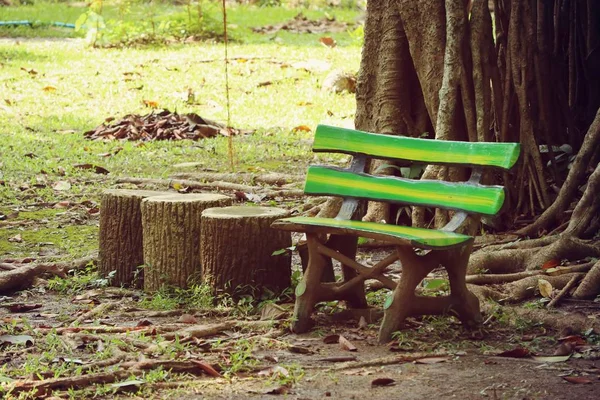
left=378, top=241, right=481, bottom=343
left=378, top=248, right=438, bottom=343
left=327, top=235, right=368, bottom=309
left=291, top=234, right=328, bottom=333
left=445, top=241, right=482, bottom=328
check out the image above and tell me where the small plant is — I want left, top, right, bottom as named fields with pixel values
left=222, top=339, right=258, bottom=377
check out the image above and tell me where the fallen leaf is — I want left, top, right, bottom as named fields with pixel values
left=558, top=335, right=587, bottom=346
left=371, top=377, right=395, bottom=387
left=0, top=334, right=34, bottom=346
left=136, top=319, right=153, bottom=327
left=562, top=376, right=592, bottom=384
left=178, top=314, right=197, bottom=324
left=191, top=359, right=221, bottom=377
left=258, top=365, right=289, bottom=378
left=319, top=36, right=337, bottom=47
left=288, top=344, right=312, bottom=354
left=263, top=384, right=290, bottom=395
left=143, top=99, right=159, bottom=108
left=54, top=201, right=71, bottom=208
left=415, top=356, right=450, bottom=364
left=260, top=303, right=288, bottom=320
left=541, top=259, right=560, bottom=270
left=358, top=316, right=368, bottom=329
left=8, top=234, right=23, bottom=243
left=7, top=303, right=42, bottom=313
left=553, top=342, right=574, bottom=356
left=319, top=356, right=357, bottom=363
left=531, top=355, right=571, bottom=363
left=21, top=67, right=38, bottom=75
left=496, top=347, right=531, bottom=358
left=292, top=125, right=312, bottom=133
left=73, top=164, right=110, bottom=174
left=538, top=279, right=553, bottom=298
left=323, top=334, right=340, bottom=344
left=52, top=180, right=71, bottom=191
left=42, top=86, right=57, bottom=92
left=339, top=335, right=357, bottom=352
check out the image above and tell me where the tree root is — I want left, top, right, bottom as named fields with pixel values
left=573, top=260, right=600, bottom=299
left=0, top=255, right=96, bottom=294
left=547, top=274, right=581, bottom=308
left=505, top=272, right=585, bottom=302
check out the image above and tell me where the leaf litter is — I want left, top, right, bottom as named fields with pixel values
left=84, top=109, right=253, bottom=142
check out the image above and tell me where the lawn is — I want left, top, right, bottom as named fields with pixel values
left=1, top=1, right=361, bottom=214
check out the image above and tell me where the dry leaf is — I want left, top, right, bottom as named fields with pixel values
left=323, top=334, right=340, bottom=344
left=292, top=125, right=312, bottom=133
left=42, top=86, right=57, bottom=92
left=143, top=99, right=159, bottom=108
left=562, top=376, right=592, bottom=384
left=52, top=181, right=71, bottom=191
left=371, top=377, right=395, bottom=387
left=73, top=164, right=110, bottom=174
left=8, top=234, right=23, bottom=243
left=415, top=356, right=450, bottom=364
left=339, top=335, right=357, bottom=352
left=191, top=359, right=221, bottom=377
left=538, top=279, right=553, bottom=298
left=7, top=304, right=42, bottom=313
left=178, top=314, right=197, bottom=324
left=319, top=36, right=337, bottom=47
left=496, top=347, right=531, bottom=358
left=541, top=259, right=560, bottom=270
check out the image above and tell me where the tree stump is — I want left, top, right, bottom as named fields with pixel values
left=141, top=193, right=232, bottom=292
left=200, top=206, right=292, bottom=298
left=98, top=189, right=171, bottom=287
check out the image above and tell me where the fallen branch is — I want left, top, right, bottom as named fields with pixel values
left=547, top=274, right=581, bottom=308
left=70, top=301, right=122, bottom=327
left=171, top=172, right=303, bottom=187
left=330, top=352, right=450, bottom=371
left=161, top=321, right=236, bottom=340
left=116, top=177, right=305, bottom=198
left=7, top=358, right=218, bottom=396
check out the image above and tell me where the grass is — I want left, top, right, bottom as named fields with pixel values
left=0, top=1, right=360, bottom=258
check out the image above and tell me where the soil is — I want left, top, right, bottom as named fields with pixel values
left=1, top=287, right=599, bottom=400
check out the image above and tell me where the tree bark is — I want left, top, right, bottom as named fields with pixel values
left=200, top=206, right=292, bottom=298
left=98, top=189, right=171, bottom=287
left=141, top=193, right=232, bottom=292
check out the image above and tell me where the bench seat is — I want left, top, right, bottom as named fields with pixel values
left=272, top=216, right=472, bottom=249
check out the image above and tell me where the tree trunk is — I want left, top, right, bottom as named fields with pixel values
left=200, top=206, right=292, bottom=299
left=141, top=193, right=231, bottom=292
left=98, top=189, right=171, bottom=287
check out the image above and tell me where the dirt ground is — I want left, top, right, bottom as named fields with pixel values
left=1, top=287, right=599, bottom=400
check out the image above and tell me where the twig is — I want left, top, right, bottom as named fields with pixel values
left=116, top=177, right=305, bottom=198
left=161, top=321, right=236, bottom=340
left=330, top=352, right=450, bottom=371
left=547, top=274, right=581, bottom=308
left=70, top=301, right=122, bottom=327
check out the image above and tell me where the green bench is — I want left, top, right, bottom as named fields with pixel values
left=272, top=124, right=520, bottom=343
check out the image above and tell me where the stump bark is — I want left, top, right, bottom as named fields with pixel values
left=98, top=189, right=171, bottom=287
left=141, top=193, right=232, bottom=292
left=200, top=206, right=292, bottom=298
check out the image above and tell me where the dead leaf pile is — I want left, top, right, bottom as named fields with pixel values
left=252, top=13, right=355, bottom=34
left=84, top=110, right=251, bottom=142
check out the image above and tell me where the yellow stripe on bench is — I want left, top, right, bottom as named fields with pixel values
left=305, top=166, right=506, bottom=215
left=313, top=125, right=521, bottom=170
left=272, top=217, right=472, bottom=249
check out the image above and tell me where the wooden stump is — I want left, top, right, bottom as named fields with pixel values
left=200, top=206, right=292, bottom=298
left=141, top=193, right=232, bottom=292
left=99, top=189, right=171, bottom=287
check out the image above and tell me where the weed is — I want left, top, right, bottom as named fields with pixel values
left=221, top=339, right=258, bottom=377
left=46, top=263, right=106, bottom=294
left=366, top=288, right=391, bottom=308
left=267, top=363, right=305, bottom=386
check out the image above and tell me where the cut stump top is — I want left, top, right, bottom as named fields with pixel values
left=143, top=193, right=231, bottom=204
left=102, top=189, right=172, bottom=198
left=202, top=206, right=289, bottom=219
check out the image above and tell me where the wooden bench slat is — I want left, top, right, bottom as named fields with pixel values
left=272, top=217, right=472, bottom=249
left=305, top=166, right=505, bottom=215
left=314, top=125, right=520, bottom=170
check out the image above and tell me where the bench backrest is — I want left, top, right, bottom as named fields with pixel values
left=306, top=125, right=520, bottom=216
